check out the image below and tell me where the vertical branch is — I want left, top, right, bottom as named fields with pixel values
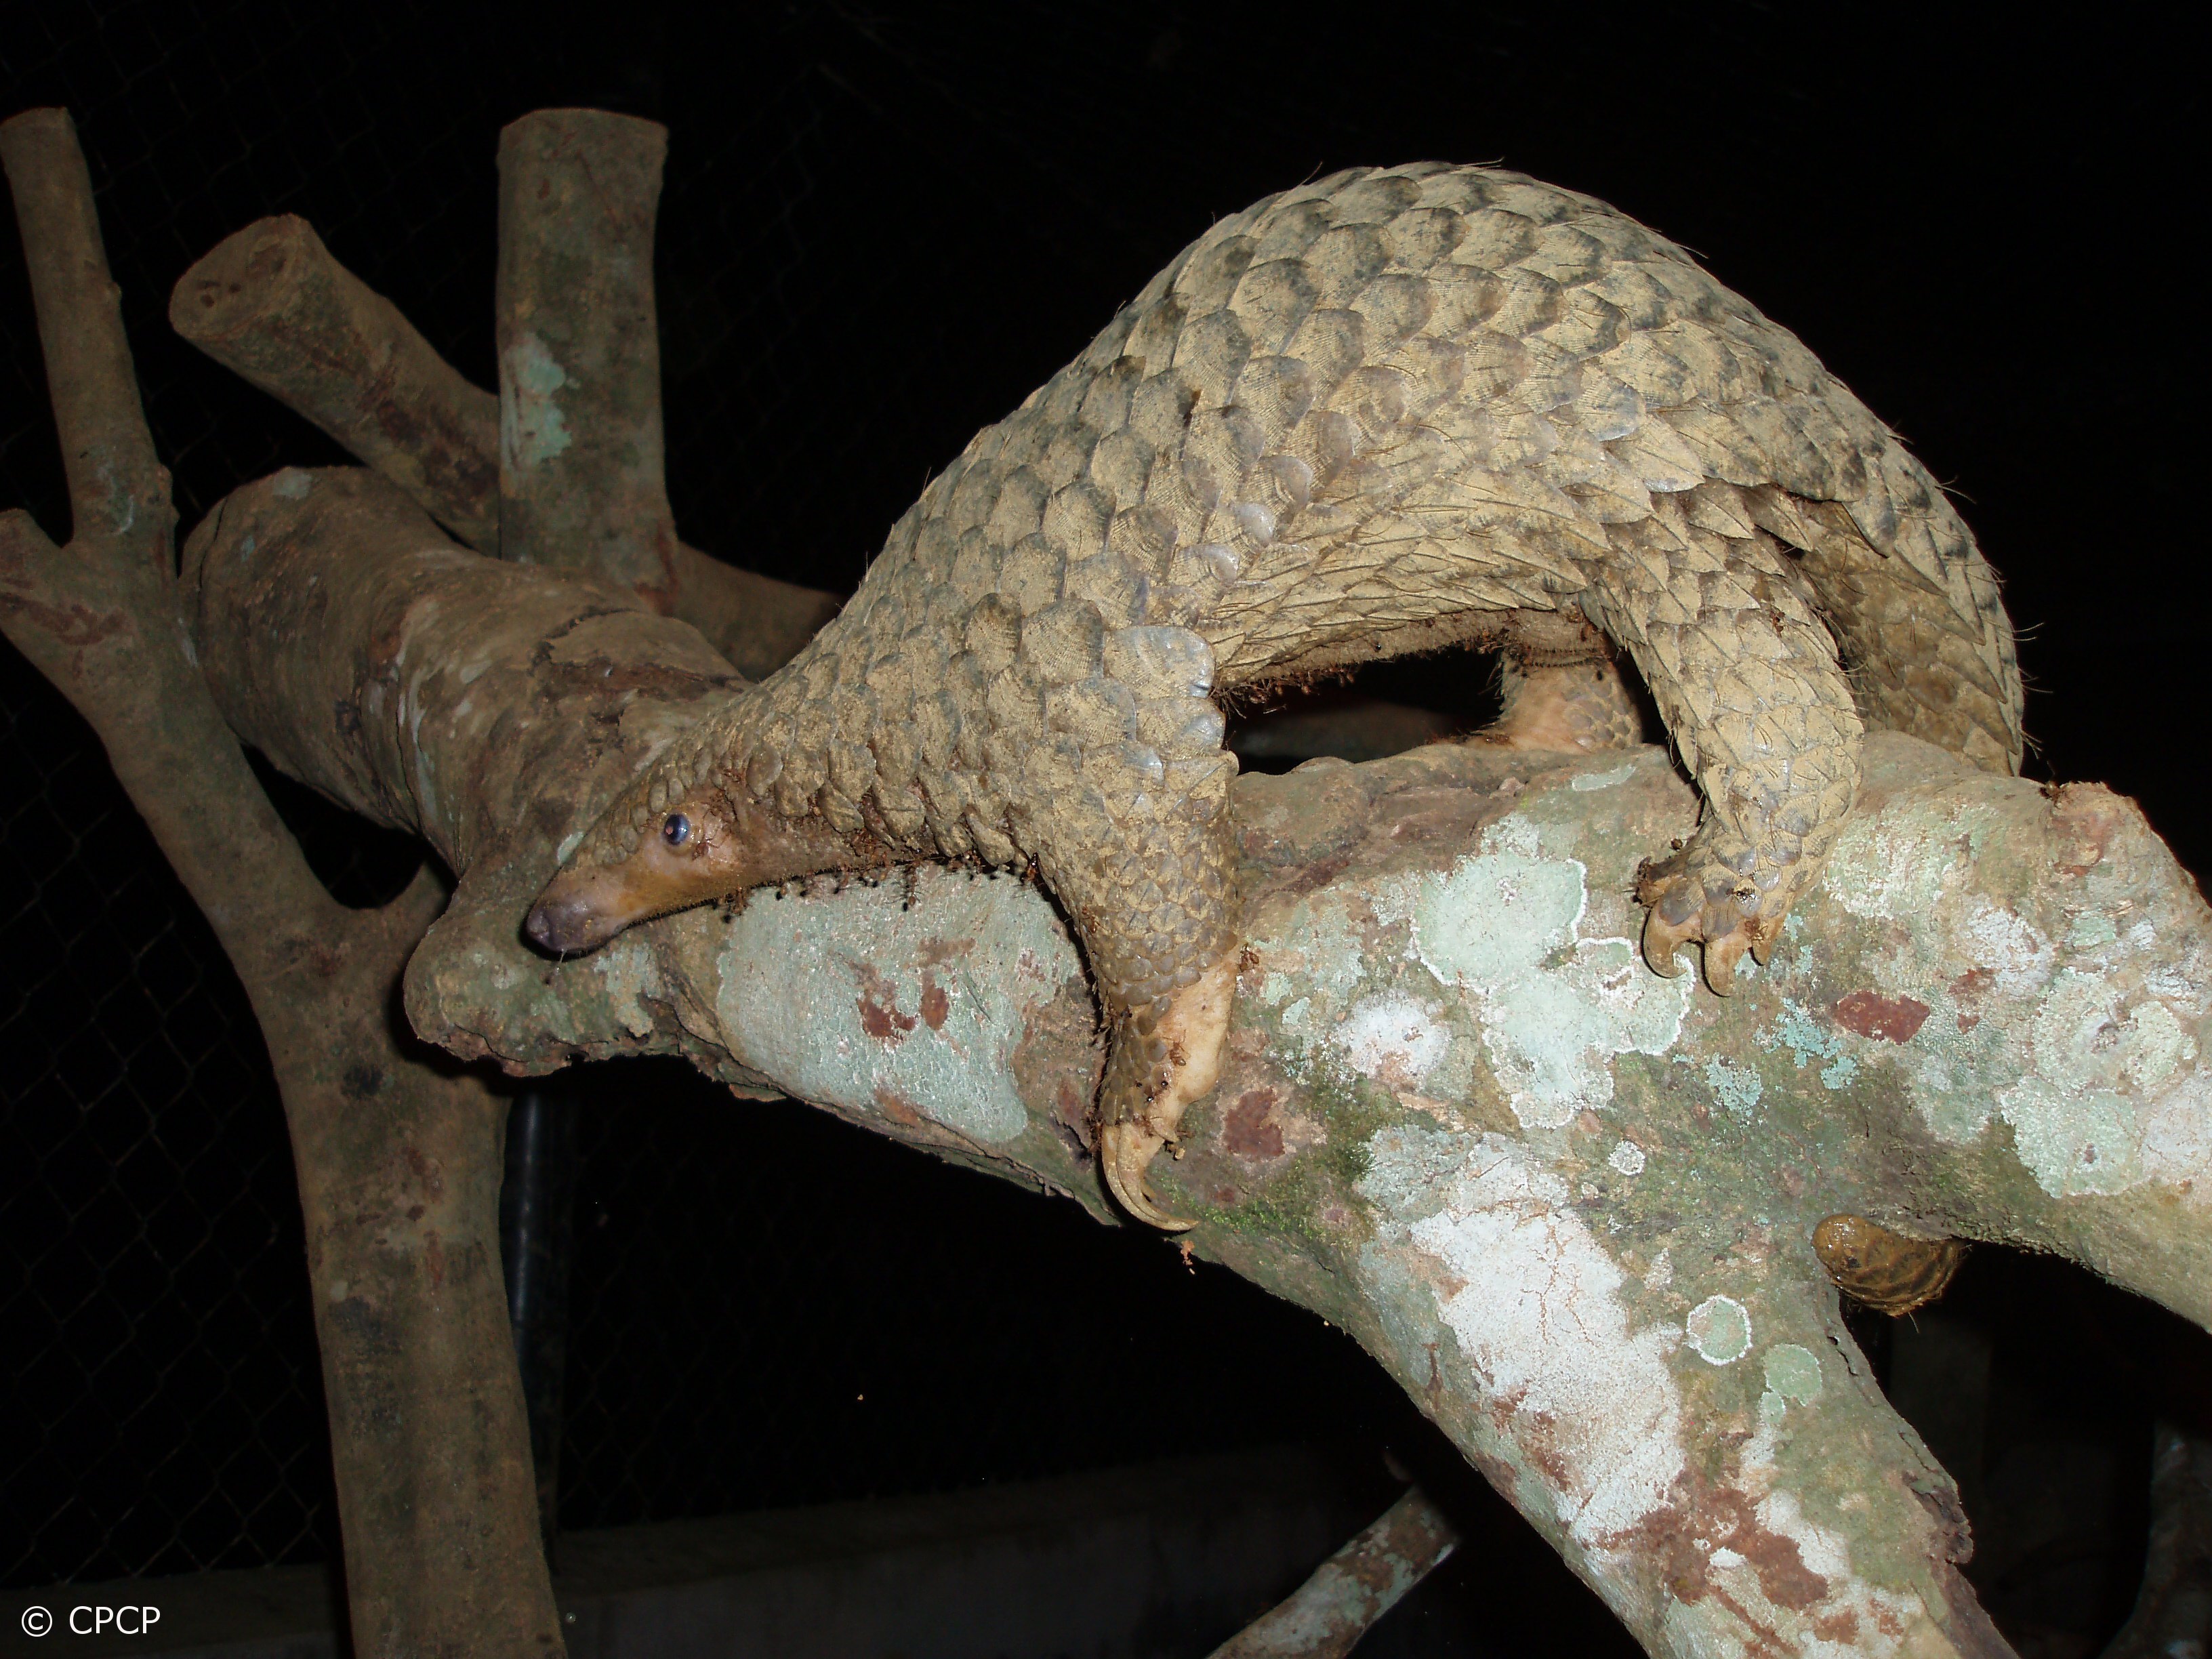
left=495, top=108, right=677, bottom=592
left=1, top=108, right=564, bottom=1658
left=489, top=105, right=695, bottom=1568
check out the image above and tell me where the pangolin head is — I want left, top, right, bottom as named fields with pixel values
left=524, top=781, right=748, bottom=955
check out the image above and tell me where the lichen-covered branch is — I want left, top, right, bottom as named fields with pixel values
left=168, top=208, right=840, bottom=676
left=0, top=108, right=563, bottom=1657
left=182, top=466, right=2212, bottom=1656
left=1208, top=1486, right=1457, bottom=1658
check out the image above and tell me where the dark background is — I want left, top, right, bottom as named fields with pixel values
left=1, top=4, right=2200, bottom=1655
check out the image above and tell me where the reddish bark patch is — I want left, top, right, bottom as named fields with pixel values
left=1949, top=967, right=1994, bottom=999
left=1950, top=968, right=1992, bottom=1032
left=424, top=1229, right=445, bottom=1290
left=1054, top=1078, right=1092, bottom=1153
left=2049, top=782, right=2122, bottom=876
left=1832, top=990, right=1929, bottom=1044
left=1811, top=1608, right=1860, bottom=1643
left=401, top=1144, right=445, bottom=1198
left=1224, top=1088, right=1286, bottom=1160
left=872, top=1086, right=923, bottom=1126
left=918, top=972, right=950, bottom=1031
left=1612, top=1471, right=1831, bottom=1626
left=853, top=962, right=915, bottom=1043
left=0, top=592, right=127, bottom=649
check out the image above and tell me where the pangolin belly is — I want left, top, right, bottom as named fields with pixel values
left=527, top=163, right=2022, bottom=1227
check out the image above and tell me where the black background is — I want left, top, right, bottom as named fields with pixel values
left=1, top=4, right=2200, bottom=1654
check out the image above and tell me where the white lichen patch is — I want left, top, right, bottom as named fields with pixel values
left=1607, top=1139, right=1646, bottom=1176
left=715, top=868, right=1076, bottom=1146
left=1244, top=890, right=1381, bottom=1019
left=1763, top=1344, right=1822, bottom=1405
left=499, top=333, right=573, bottom=470
left=1686, top=1294, right=1751, bottom=1365
left=1333, top=994, right=1450, bottom=1088
left=1358, top=1130, right=1687, bottom=1549
left=1847, top=898, right=2053, bottom=1145
left=1408, top=817, right=1582, bottom=975
left=1404, top=824, right=1690, bottom=1128
left=1996, top=968, right=2199, bottom=1196
left=1570, top=760, right=1640, bottom=792
left=592, top=938, right=663, bottom=1038
left=1813, top=791, right=2212, bottom=1204
left=1822, top=793, right=2008, bottom=922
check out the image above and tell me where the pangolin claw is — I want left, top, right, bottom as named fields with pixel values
left=1640, top=908, right=1690, bottom=979
left=1095, top=954, right=1236, bottom=1231
left=1636, top=853, right=1783, bottom=998
left=1102, top=1121, right=1197, bottom=1231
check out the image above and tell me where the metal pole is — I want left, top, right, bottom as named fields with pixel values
left=499, top=1086, right=579, bottom=1562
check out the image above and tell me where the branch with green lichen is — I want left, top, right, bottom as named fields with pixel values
left=178, top=455, right=2212, bottom=1656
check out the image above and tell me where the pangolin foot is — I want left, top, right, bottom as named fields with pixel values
left=1476, top=655, right=1643, bottom=755
left=1099, top=954, right=1238, bottom=1231
left=1635, top=845, right=1782, bottom=996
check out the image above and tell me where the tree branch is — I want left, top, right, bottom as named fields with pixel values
left=168, top=210, right=840, bottom=676
left=180, top=467, right=2212, bottom=1654
left=1207, top=1486, right=1457, bottom=1658
left=494, top=109, right=675, bottom=593
left=1, top=108, right=562, bottom=1657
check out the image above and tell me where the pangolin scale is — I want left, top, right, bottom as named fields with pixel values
left=527, top=163, right=2022, bottom=1227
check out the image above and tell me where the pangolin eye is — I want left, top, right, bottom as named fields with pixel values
left=661, top=812, right=692, bottom=848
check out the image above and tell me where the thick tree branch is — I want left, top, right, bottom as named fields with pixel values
left=168, top=210, right=840, bottom=676
left=181, top=470, right=2212, bottom=1654
left=0, top=108, right=562, bottom=1657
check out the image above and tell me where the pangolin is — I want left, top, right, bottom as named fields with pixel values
left=526, top=163, right=2022, bottom=1227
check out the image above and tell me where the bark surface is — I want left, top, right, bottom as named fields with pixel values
left=181, top=462, right=2212, bottom=1657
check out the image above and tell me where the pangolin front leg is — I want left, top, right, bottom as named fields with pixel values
left=1584, top=524, right=1865, bottom=994
left=1035, top=791, right=1241, bottom=1232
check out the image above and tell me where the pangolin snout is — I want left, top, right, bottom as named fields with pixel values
left=523, top=890, right=617, bottom=955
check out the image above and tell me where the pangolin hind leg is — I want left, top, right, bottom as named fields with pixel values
left=1475, top=614, right=1645, bottom=755
left=1033, top=781, right=1240, bottom=1231
left=1583, top=517, right=1866, bottom=994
